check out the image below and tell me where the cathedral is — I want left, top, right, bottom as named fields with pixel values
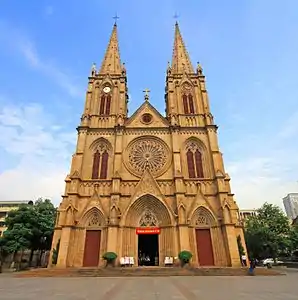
left=50, top=21, right=247, bottom=268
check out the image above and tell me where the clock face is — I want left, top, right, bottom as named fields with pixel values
left=103, top=86, right=111, bottom=93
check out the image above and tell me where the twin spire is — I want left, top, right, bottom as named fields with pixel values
left=98, top=21, right=194, bottom=75
left=99, top=23, right=121, bottom=75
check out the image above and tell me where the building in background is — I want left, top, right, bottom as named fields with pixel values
left=0, top=201, right=31, bottom=236
left=283, top=193, right=298, bottom=220
left=239, top=209, right=257, bottom=224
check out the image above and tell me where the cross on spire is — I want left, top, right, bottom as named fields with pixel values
left=113, top=13, right=119, bottom=24
left=143, top=88, right=150, bottom=101
left=173, top=12, right=179, bottom=23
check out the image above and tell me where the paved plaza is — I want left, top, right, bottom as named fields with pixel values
left=0, top=271, right=298, bottom=299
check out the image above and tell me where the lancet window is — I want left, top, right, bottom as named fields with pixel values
left=91, top=142, right=110, bottom=179
left=182, top=94, right=195, bottom=114
left=186, top=141, right=204, bottom=179
left=99, top=94, right=112, bottom=115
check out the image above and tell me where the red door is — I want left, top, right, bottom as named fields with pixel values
left=196, top=229, right=214, bottom=266
left=83, top=230, right=101, bottom=267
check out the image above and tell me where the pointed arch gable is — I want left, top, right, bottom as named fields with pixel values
left=121, top=194, right=173, bottom=227
left=80, top=207, right=106, bottom=227
left=89, top=137, right=112, bottom=152
left=190, top=206, right=217, bottom=227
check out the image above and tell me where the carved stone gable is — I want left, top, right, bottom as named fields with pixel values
left=195, top=214, right=209, bottom=226
left=139, top=210, right=158, bottom=227
left=125, top=101, right=169, bottom=128
left=88, top=212, right=101, bottom=227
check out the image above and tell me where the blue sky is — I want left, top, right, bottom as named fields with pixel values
left=0, top=0, right=298, bottom=209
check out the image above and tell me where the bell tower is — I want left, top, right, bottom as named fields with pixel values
left=165, top=22, right=214, bottom=128
left=81, top=23, right=128, bottom=129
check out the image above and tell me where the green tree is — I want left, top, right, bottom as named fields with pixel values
left=2, top=198, right=56, bottom=267
left=245, top=202, right=291, bottom=260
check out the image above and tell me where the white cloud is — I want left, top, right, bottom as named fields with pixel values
left=0, top=20, right=82, bottom=98
left=224, top=113, right=298, bottom=210
left=0, top=103, right=76, bottom=205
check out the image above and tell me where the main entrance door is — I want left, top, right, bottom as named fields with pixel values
left=83, top=230, right=101, bottom=267
left=196, top=229, right=214, bottom=266
left=138, top=233, right=159, bottom=266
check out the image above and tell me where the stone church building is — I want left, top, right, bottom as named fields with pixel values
left=50, top=22, right=247, bottom=268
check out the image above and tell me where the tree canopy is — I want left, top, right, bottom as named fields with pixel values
left=245, top=202, right=296, bottom=260
left=0, top=198, right=56, bottom=256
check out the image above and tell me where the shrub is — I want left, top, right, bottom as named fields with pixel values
left=178, top=250, right=192, bottom=264
left=102, top=252, right=117, bottom=262
left=52, top=239, right=60, bottom=265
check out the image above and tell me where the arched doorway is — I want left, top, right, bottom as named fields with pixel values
left=137, top=210, right=160, bottom=266
left=82, top=208, right=105, bottom=267
left=122, top=194, right=173, bottom=266
left=191, top=207, right=215, bottom=266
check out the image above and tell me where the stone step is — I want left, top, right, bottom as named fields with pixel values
left=15, top=266, right=285, bottom=278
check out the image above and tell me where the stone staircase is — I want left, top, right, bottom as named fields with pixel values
left=15, top=266, right=285, bottom=278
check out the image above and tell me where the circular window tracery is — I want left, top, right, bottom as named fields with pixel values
left=141, top=113, right=153, bottom=124
left=124, top=137, right=171, bottom=177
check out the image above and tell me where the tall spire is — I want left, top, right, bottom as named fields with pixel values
left=99, top=23, right=121, bottom=74
left=171, top=22, right=194, bottom=74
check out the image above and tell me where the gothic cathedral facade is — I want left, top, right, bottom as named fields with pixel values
left=50, top=22, right=247, bottom=268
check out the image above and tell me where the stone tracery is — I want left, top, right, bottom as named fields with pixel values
left=87, top=211, right=102, bottom=227
left=139, top=210, right=159, bottom=227
left=125, top=137, right=170, bottom=177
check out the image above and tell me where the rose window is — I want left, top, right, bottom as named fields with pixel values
left=125, top=137, right=171, bottom=177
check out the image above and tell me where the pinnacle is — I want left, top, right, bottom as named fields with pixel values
left=171, top=22, right=194, bottom=74
left=99, top=23, right=121, bottom=74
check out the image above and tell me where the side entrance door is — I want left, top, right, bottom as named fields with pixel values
left=83, top=230, right=101, bottom=267
left=196, top=229, right=215, bottom=266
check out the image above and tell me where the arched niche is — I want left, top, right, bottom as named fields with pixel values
left=80, top=207, right=106, bottom=228
left=191, top=206, right=216, bottom=228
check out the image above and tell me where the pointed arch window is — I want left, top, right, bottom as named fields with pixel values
left=187, top=149, right=196, bottom=178
left=99, top=95, right=106, bottom=115
left=186, top=142, right=204, bottom=179
left=182, top=94, right=195, bottom=114
left=92, top=151, right=101, bottom=179
left=99, top=150, right=108, bottom=179
left=91, top=143, right=110, bottom=179
left=99, top=93, right=112, bottom=115
left=183, top=94, right=189, bottom=114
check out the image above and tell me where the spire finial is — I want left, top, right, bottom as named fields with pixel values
left=143, top=88, right=150, bottom=101
left=173, top=12, right=179, bottom=24
left=113, top=13, right=119, bottom=25
left=90, top=62, right=97, bottom=76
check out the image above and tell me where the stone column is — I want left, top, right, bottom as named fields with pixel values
left=223, top=225, right=242, bottom=267
left=56, top=227, right=71, bottom=267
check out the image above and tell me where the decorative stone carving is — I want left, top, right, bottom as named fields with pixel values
left=88, top=212, right=101, bottom=227
left=139, top=210, right=158, bottom=227
left=125, top=137, right=171, bottom=177
left=196, top=214, right=208, bottom=226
